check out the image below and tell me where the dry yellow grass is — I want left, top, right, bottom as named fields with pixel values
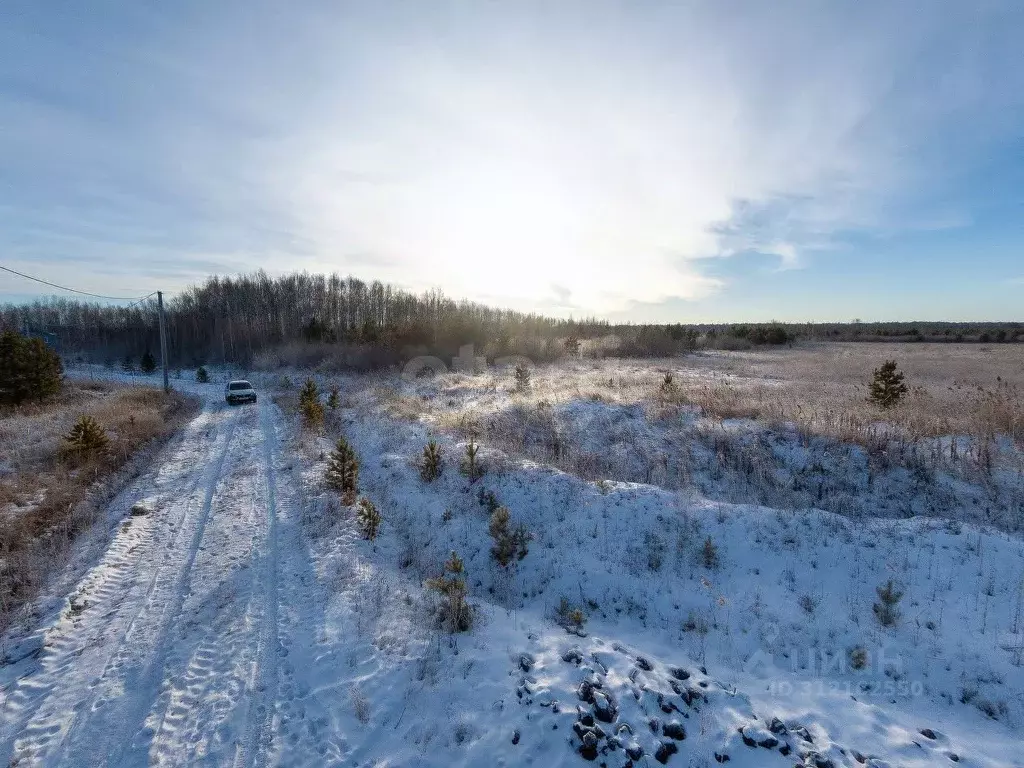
left=379, top=343, right=1023, bottom=448
left=0, top=382, right=198, bottom=631
left=658, top=344, right=1023, bottom=451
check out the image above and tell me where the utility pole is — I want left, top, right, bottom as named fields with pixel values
left=157, top=290, right=169, bottom=393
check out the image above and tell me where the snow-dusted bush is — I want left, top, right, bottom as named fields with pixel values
left=799, top=594, right=818, bottom=615
left=701, top=536, right=720, bottom=569
left=195, top=366, right=209, bottom=383
left=427, top=551, right=472, bottom=633
left=848, top=645, right=868, bottom=670
left=460, top=438, right=483, bottom=481
left=873, top=578, right=904, bottom=627
left=514, top=362, right=531, bottom=392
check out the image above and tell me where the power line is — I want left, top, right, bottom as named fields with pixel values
left=0, top=264, right=152, bottom=301
left=124, top=292, right=159, bottom=309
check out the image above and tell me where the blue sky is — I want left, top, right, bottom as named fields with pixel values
left=1, top=1, right=1022, bottom=321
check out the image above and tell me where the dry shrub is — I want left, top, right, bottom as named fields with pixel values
left=0, top=382, right=198, bottom=632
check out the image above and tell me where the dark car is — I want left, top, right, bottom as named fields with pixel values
left=225, top=380, right=257, bottom=404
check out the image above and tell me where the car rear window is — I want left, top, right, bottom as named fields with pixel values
left=229, top=382, right=251, bottom=390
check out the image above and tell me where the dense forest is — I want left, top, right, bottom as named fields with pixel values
left=0, top=271, right=1020, bottom=371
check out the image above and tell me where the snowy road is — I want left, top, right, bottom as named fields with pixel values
left=0, top=396, right=338, bottom=767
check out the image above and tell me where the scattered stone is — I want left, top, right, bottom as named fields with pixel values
left=657, top=694, right=677, bottom=714
left=579, top=730, right=599, bottom=760
left=662, top=720, right=686, bottom=741
left=130, top=502, right=150, bottom=516
left=779, top=744, right=791, bottom=756
left=511, top=729, right=520, bottom=745
left=713, top=751, right=730, bottom=763
left=919, top=728, right=938, bottom=740
left=518, top=653, right=535, bottom=672
left=636, top=656, right=653, bottom=671
left=668, top=666, right=690, bottom=681
left=562, top=648, right=584, bottom=665
left=740, top=724, right=778, bottom=749
left=768, top=717, right=788, bottom=735
left=678, top=687, right=701, bottom=707
left=654, top=741, right=678, bottom=764
left=947, top=753, right=959, bottom=762
left=793, top=726, right=813, bottom=743
left=593, top=690, right=617, bottom=723
left=625, top=741, right=643, bottom=760
left=577, top=679, right=596, bottom=704
left=805, top=752, right=835, bottom=768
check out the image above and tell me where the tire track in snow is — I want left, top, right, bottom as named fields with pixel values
left=233, top=398, right=281, bottom=768
left=5, top=403, right=242, bottom=767
left=0, top=404, right=236, bottom=765
left=143, top=426, right=267, bottom=767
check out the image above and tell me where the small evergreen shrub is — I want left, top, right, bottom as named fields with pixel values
left=701, top=537, right=720, bottom=569
left=873, top=579, right=904, bottom=626
left=356, top=496, right=380, bottom=540
left=299, top=378, right=319, bottom=406
left=488, top=506, right=530, bottom=567
left=327, top=385, right=340, bottom=409
left=420, top=440, right=443, bottom=482
left=848, top=646, right=869, bottom=671
left=799, top=594, right=817, bottom=615
left=477, top=487, right=500, bottom=515
left=659, top=371, right=677, bottom=398
left=0, top=331, right=63, bottom=405
left=868, top=360, right=908, bottom=409
left=325, top=436, right=359, bottom=496
left=62, top=415, right=110, bottom=462
left=121, top=355, right=134, bottom=373
left=196, top=366, right=210, bottom=383
left=564, top=335, right=581, bottom=357
left=140, top=350, right=157, bottom=374
left=299, top=378, right=324, bottom=428
left=427, top=551, right=472, bottom=633
left=460, top=438, right=483, bottom=481
left=514, top=362, right=531, bottom=392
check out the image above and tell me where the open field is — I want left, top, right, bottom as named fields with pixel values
left=370, top=343, right=1024, bottom=530
left=2, top=344, right=1023, bottom=767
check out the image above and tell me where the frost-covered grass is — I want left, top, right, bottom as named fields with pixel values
left=276, top=346, right=1024, bottom=766
left=0, top=380, right=196, bottom=632
left=363, top=346, right=1024, bottom=533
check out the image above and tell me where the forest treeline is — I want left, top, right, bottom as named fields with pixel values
left=0, top=271, right=1020, bottom=371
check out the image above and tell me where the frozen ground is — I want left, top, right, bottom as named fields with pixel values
left=1, top=359, right=1022, bottom=767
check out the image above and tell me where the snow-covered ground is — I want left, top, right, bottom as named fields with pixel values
left=2, top=360, right=1023, bottom=767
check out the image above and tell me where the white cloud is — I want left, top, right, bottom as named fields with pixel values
left=3, top=2, right=1023, bottom=313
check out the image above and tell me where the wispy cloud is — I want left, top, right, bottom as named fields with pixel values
left=1, top=2, right=1022, bottom=312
